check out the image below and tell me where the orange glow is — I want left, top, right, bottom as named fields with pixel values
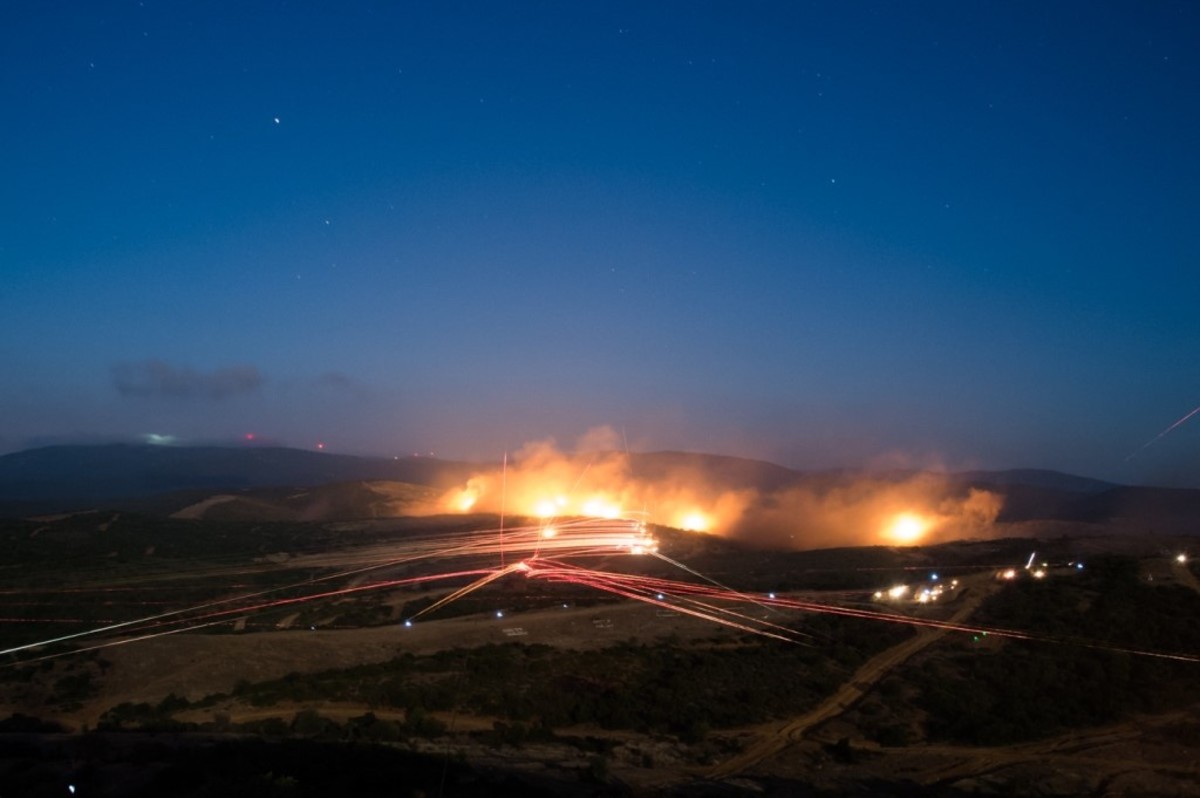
left=426, top=428, right=1002, bottom=548
left=453, top=488, right=478, bottom=512
left=434, top=437, right=750, bottom=534
left=885, top=512, right=931, bottom=544
left=581, top=497, right=622, bottom=519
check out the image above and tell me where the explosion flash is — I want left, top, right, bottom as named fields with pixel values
left=430, top=432, right=755, bottom=537
left=885, top=512, right=931, bottom=544
left=426, top=430, right=1004, bottom=549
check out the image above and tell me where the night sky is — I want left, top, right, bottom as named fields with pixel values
left=2, top=2, right=1198, bottom=486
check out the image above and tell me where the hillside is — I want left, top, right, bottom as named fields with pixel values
left=0, top=444, right=473, bottom=505
left=4, top=443, right=1200, bottom=534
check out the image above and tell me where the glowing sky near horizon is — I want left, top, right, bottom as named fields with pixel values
left=1, top=2, right=1198, bottom=486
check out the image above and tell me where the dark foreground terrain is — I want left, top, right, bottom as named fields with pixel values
left=2, top=502, right=1199, bottom=795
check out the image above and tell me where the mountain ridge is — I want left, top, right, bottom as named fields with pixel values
left=2, top=443, right=1198, bottom=533
left=0, top=442, right=1118, bottom=501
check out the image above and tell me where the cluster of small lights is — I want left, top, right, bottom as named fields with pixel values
left=874, top=573, right=959, bottom=604
left=995, top=557, right=1091, bottom=582
left=916, top=582, right=949, bottom=603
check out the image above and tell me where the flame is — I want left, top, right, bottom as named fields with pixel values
left=885, top=512, right=931, bottom=544
left=452, top=487, right=478, bottom=512
left=427, top=428, right=1003, bottom=548
left=433, top=430, right=753, bottom=534
left=581, top=497, right=622, bottom=519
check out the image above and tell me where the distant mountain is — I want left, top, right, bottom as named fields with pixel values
left=149, top=480, right=442, bottom=522
left=951, top=468, right=1115, bottom=494
left=1062, top=486, right=1200, bottom=532
left=0, top=444, right=474, bottom=505
left=7, top=443, right=1196, bottom=532
left=2, top=444, right=1130, bottom=504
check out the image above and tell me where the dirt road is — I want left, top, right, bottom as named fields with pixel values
left=709, top=574, right=996, bottom=778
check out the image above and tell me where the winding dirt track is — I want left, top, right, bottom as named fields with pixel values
left=708, top=575, right=996, bottom=778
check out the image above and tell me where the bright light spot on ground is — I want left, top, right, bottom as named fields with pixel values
left=403, top=620, right=412, bottom=628
left=887, top=584, right=909, bottom=599
left=534, top=499, right=558, bottom=517
left=541, top=526, right=557, bottom=538
left=885, top=512, right=931, bottom=544
left=656, top=593, right=665, bottom=600
left=768, top=592, right=776, bottom=600
left=1177, top=553, right=1189, bottom=564
left=1031, top=568, right=1046, bottom=579
left=679, top=511, right=710, bottom=532
left=495, top=610, right=504, bottom=618
left=1000, top=568, right=1018, bottom=580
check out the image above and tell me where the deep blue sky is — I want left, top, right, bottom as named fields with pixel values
left=2, top=2, right=1198, bottom=485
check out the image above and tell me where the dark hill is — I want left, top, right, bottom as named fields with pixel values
left=0, top=444, right=474, bottom=504
left=952, top=468, right=1114, bottom=494
left=626, top=450, right=804, bottom=492
left=1067, top=486, right=1200, bottom=533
